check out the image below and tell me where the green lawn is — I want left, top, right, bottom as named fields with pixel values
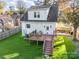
left=0, top=32, right=78, bottom=59
left=52, top=36, right=79, bottom=59
left=0, top=32, right=42, bottom=59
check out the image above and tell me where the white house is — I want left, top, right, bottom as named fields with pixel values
left=21, top=2, right=58, bottom=36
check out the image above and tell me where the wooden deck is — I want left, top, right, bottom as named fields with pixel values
left=25, top=33, right=71, bottom=42
left=25, top=34, right=53, bottom=57
left=29, top=34, right=53, bottom=42
left=24, top=33, right=71, bottom=57
left=29, top=34, right=53, bottom=56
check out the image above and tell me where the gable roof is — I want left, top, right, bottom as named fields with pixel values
left=21, top=12, right=28, bottom=21
left=28, top=4, right=51, bottom=10
left=21, top=2, right=58, bottom=22
left=47, top=2, right=58, bottom=22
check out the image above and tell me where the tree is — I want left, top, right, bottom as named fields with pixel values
left=8, top=6, right=15, bottom=15
left=0, top=0, right=5, bottom=9
left=44, top=0, right=50, bottom=5
left=16, top=0, right=26, bottom=14
left=66, top=10, right=79, bottom=40
left=9, top=6, right=15, bottom=11
left=59, top=0, right=79, bottom=40
left=0, top=1, right=5, bottom=14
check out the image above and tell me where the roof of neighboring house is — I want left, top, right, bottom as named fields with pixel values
left=21, top=2, right=58, bottom=22
left=28, top=4, right=51, bottom=10
left=47, top=2, right=58, bottom=22
left=0, top=15, right=13, bottom=23
left=0, top=15, right=15, bottom=29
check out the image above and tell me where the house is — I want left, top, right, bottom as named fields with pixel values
left=0, top=14, right=15, bottom=31
left=0, top=19, right=3, bottom=32
left=21, top=1, right=58, bottom=37
left=11, top=13, right=20, bottom=26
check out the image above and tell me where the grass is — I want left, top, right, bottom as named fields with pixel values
left=0, top=32, right=78, bottom=59
left=0, top=32, right=42, bottom=59
left=52, top=36, right=79, bottom=59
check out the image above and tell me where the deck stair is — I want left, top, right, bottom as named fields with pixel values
left=43, top=39, right=52, bottom=56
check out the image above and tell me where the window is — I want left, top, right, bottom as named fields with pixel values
left=34, top=12, right=36, bottom=18
left=38, top=12, right=40, bottom=18
left=26, top=24, right=30, bottom=28
left=46, top=26, right=49, bottom=30
left=34, top=12, right=40, bottom=18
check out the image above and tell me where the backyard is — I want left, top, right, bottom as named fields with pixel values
left=0, top=32, right=42, bottom=59
left=53, top=36, right=79, bottom=59
left=0, top=32, right=78, bottom=59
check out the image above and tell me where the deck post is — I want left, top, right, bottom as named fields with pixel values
left=37, top=40, right=38, bottom=46
left=28, top=39, right=30, bottom=45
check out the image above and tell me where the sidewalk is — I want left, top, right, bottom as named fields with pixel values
left=68, top=36, right=79, bottom=57
left=73, top=41, right=79, bottom=55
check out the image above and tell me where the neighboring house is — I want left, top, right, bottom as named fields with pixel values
left=0, top=15, right=15, bottom=30
left=0, top=19, right=3, bottom=32
left=21, top=2, right=58, bottom=36
left=11, top=13, right=20, bottom=26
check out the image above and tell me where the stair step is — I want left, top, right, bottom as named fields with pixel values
left=45, top=50, right=51, bottom=51
left=43, top=39, right=52, bottom=56
left=45, top=48, right=52, bottom=50
left=44, top=51, right=52, bottom=53
left=45, top=47, right=51, bottom=48
left=44, top=52, right=51, bottom=54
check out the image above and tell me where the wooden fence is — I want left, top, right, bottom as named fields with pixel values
left=0, top=27, right=21, bottom=40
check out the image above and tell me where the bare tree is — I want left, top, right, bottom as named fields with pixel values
left=16, top=0, right=26, bottom=15
left=61, top=0, right=79, bottom=40
left=44, top=0, right=50, bottom=5
left=9, top=6, right=15, bottom=11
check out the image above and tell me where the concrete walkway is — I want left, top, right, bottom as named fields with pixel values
left=68, top=36, right=79, bottom=57
left=73, top=41, right=79, bottom=55
left=57, top=33, right=79, bottom=57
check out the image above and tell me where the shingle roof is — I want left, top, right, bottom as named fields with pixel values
left=28, top=4, right=51, bottom=10
left=21, top=12, right=28, bottom=21
left=47, top=2, right=58, bottom=22
left=21, top=2, right=58, bottom=22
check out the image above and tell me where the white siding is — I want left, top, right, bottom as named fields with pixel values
left=22, top=22, right=56, bottom=36
left=28, top=8, right=49, bottom=20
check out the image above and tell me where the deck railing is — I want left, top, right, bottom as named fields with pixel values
left=0, top=26, right=21, bottom=40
